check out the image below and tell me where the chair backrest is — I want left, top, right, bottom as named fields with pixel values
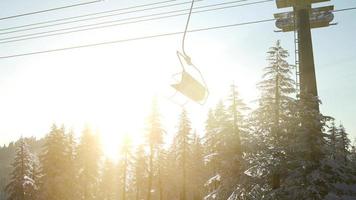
left=171, top=71, right=207, bottom=102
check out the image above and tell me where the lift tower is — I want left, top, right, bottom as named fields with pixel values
left=274, top=0, right=334, bottom=111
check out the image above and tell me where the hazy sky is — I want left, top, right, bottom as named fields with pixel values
left=0, top=0, right=355, bottom=156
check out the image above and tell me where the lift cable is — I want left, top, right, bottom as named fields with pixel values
left=0, top=0, right=206, bottom=35
left=0, top=5, right=355, bottom=59
left=0, top=0, right=274, bottom=44
left=0, top=0, right=103, bottom=21
left=0, top=18, right=275, bottom=60
left=0, top=0, right=268, bottom=38
left=0, top=0, right=185, bottom=32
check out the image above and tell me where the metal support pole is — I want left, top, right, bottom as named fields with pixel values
left=295, top=6, right=320, bottom=111
left=294, top=4, right=322, bottom=162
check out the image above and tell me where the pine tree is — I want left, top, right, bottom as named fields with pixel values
left=327, top=120, right=338, bottom=160
left=227, top=84, right=249, bottom=141
left=203, top=106, right=223, bottom=200
left=336, top=124, right=351, bottom=164
left=276, top=96, right=351, bottom=199
left=174, top=109, right=193, bottom=200
left=204, top=108, right=219, bottom=173
left=5, top=138, right=37, bottom=200
left=119, top=134, right=132, bottom=200
left=255, top=40, right=296, bottom=146
left=156, top=149, right=168, bottom=200
left=63, top=130, right=77, bottom=200
left=28, top=155, right=40, bottom=200
left=351, top=138, right=356, bottom=164
left=0, top=177, right=7, bottom=200
left=98, top=159, right=117, bottom=200
left=76, top=127, right=102, bottom=200
left=145, top=98, right=164, bottom=200
left=204, top=109, right=218, bottom=150
left=246, top=40, right=296, bottom=197
left=166, top=143, right=181, bottom=199
left=190, top=132, right=205, bottom=200
left=222, top=84, right=249, bottom=197
left=133, top=145, right=147, bottom=200
left=279, top=96, right=328, bottom=199
left=204, top=86, right=250, bottom=200
left=39, top=125, right=69, bottom=200
left=226, top=85, right=243, bottom=155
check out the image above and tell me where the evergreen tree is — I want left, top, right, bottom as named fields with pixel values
left=327, top=120, right=338, bottom=160
left=156, top=149, right=168, bottom=200
left=174, top=109, right=193, bottom=200
left=63, top=130, right=77, bottom=200
left=39, top=125, right=69, bottom=200
left=119, top=134, right=132, bottom=200
left=204, top=108, right=219, bottom=173
left=133, top=145, right=147, bottom=200
left=5, top=138, right=37, bottom=200
left=189, top=132, right=205, bottom=200
left=245, top=40, right=296, bottom=198
left=351, top=138, right=356, bottom=164
left=336, top=124, right=351, bottom=164
left=166, top=143, right=181, bottom=199
left=204, top=109, right=219, bottom=150
left=76, top=127, right=102, bottom=200
left=275, top=96, right=356, bottom=199
left=276, top=97, right=337, bottom=199
left=204, top=86, right=249, bottom=200
left=0, top=177, right=7, bottom=200
left=203, top=106, right=223, bottom=200
left=222, top=84, right=249, bottom=198
left=28, top=155, right=40, bottom=200
left=227, top=84, right=249, bottom=135
left=98, top=159, right=117, bottom=200
left=145, top=98, right=164, bottom=200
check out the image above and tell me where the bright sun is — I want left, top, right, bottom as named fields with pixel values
left=7, top=38, right=178, bottom=159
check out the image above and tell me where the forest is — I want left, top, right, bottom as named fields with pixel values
left=1, top=41, right=356, bottom=200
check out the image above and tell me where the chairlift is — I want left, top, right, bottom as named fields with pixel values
left=171, top=51, right=208, bottom=104
left=170, top=0, right=209, bottom=105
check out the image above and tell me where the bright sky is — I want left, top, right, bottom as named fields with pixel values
left=0, top=0, right=355, bottom=157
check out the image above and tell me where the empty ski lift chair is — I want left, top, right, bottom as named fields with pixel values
left=171, top=52, right=208, bottom=104
left=170, top=0, right=208, bottom=105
